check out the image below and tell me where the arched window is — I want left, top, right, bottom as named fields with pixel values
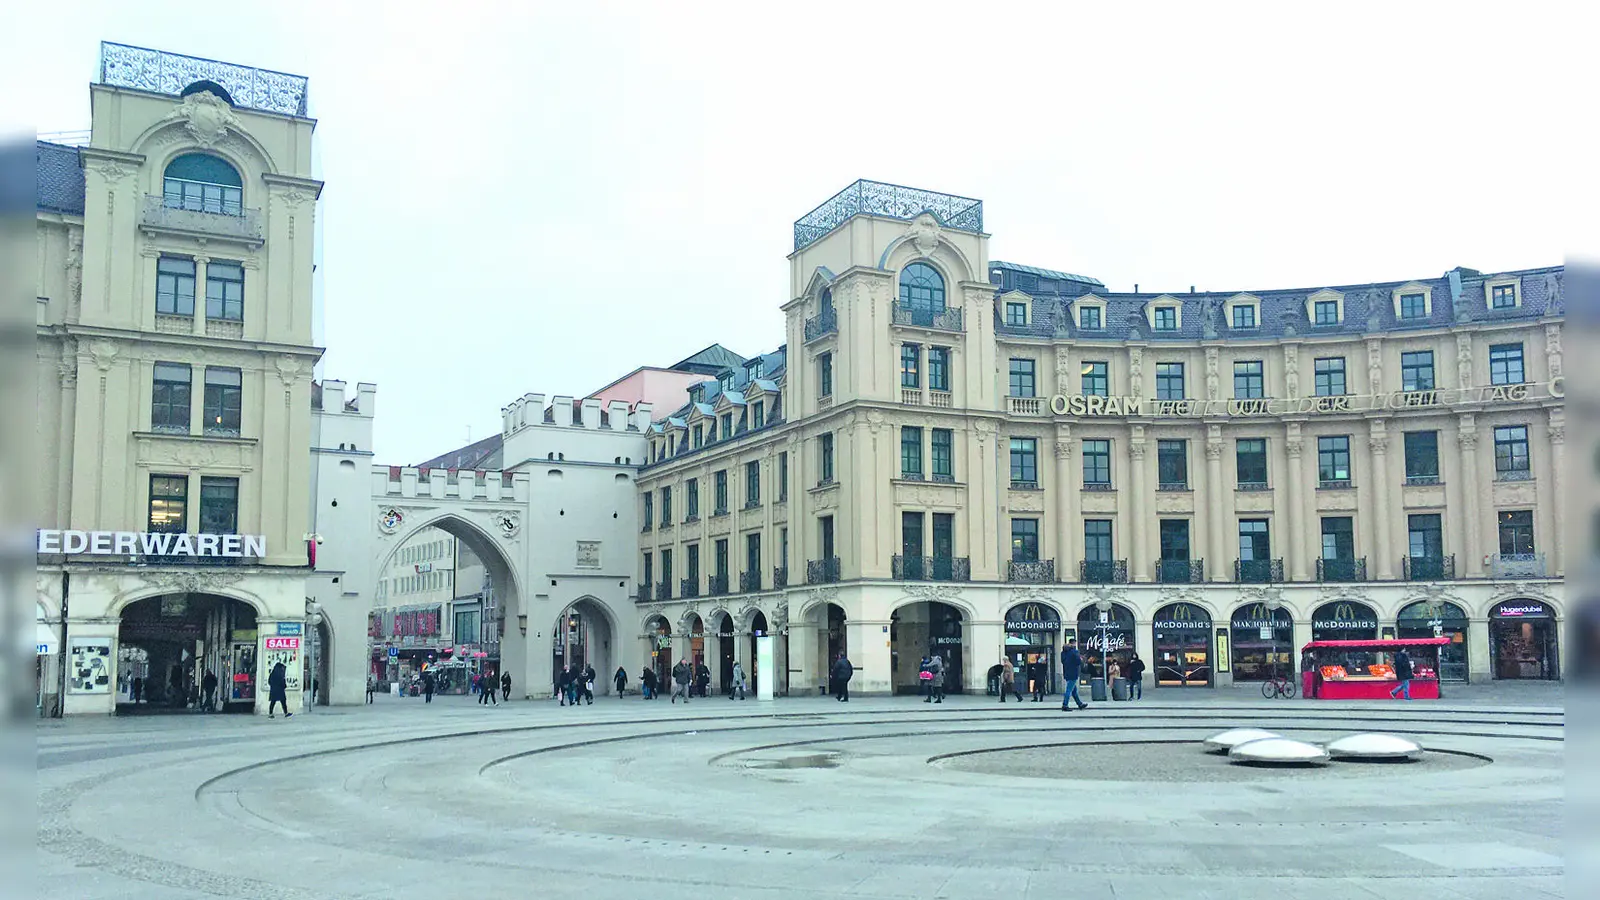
left=820, top=287, right=835, bottom=317
left=899, top=262, right=945, bottom=313
left=163, top=153, right=243, bottom=216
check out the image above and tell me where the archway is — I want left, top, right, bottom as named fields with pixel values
left=116, top=592, right=261, bottom=714
left=1311, top=600, right=1379, bottom=642
left=644, top=615, right=672, bottom=690
left=1489, top=598, right=1560, bottom=680
left=889, top=601, right=966, bottom=695
left=1398, top=599, right=1470, bottom=682
left=747, top=611, right=769, bottom=696
left=1004, top=601, right=1062, bottom=696
left=713, top=611, right=736, bottom=695
left=1228, top=602, right=1294, bottom=682
left=1151, top=602, right=1213, bottom=688
left=307, top=618, right=333, bottom=705
left=1076, top=602, right=1136, bottom=682
left=551, top=597, right=618, bottom=695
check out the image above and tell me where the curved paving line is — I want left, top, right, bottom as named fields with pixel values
left=925, top=739, right=1498, bottom=764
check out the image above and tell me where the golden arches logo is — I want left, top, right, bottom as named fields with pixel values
left=1333, top=602, right=1360, bottom=622
left=1022, top=603, right=1046, bottom=622
left=1248, top=603, right=1270, bottom=621
left=1171, top=603, right=1195, bottom=621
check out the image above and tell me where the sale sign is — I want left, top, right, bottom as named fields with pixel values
left=265, top=637, right=301, bottom=650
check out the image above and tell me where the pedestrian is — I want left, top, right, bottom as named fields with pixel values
left=557, top=666, right=572, bottom=706
left=729, top=661, right=748, bottom=700
left=267, top=662, right=292, bottom=718
left=422, top=669, right=435, bottom=704
left=695, top=660, right=711, bottom=698
left=671, top=658, right=692, bottom=703
left=832, top=653, right=854, bottom=702
left=917, top=656, right=934, bottom=701
left=501, top=671, right=512, bottom=702
left=614, top=666, right=629, bottom=697
left=1106, top=658, right=1123, bottom=700
left=1029, top=656, right=1047, bottom=702
left=201, top=670, right=218, bottom=711
left=1000, top=656, right=1023, bottom=703
left=640, top=667, right=656, bottom=700
left=366, top=672, right=376, bottom=704
left=131, top=675, right=143, bottom=704
left=927, top=652, right=945, bottom=703
left=1389, top=649, right=1414, bottom=700
left=480, top=670, right=498, bottom=705
left=1060, top=639, right=1087, bottom=711
left=1125, top=653, right=1145, bottom=700
left=583, top=663, right=597, bottom=705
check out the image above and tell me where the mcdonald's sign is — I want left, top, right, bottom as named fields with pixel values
left=1312, top=602, right=1377, bottom=630
left=1005, top=603, right=1061, bottom=632
left=1152, top=602, right=1209, bottom=630
left=1229, top=603, right=1290, bottom=632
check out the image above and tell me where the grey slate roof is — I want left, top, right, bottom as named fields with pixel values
left=990, top=260, right=1103, bottom=288
left=415, top=433, right=504, bottom=471
left=36, top=141, right=85, bottom=215
left=670, top=343, right=747, bottom=375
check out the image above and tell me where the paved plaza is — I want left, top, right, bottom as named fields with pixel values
left=37, top=684, right=1563, bottom=899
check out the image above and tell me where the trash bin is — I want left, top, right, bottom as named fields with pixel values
left=1089, top=676, right=1108, bottom=702
left=1111, top=677, right=1130, bottom=701
left=987, top=674, right=1000, bottom=696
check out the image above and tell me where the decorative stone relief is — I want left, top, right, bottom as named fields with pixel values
left=136, top=570, right=245, bottom=595
left=1153, top=492, right=1194, bottom=515
left=91, top=161, right=133, bottom=183
left=1457, top=414, right=1478, bottom=452
left=1487, top=581, right=1557, bottom=606
left=1317, top=584, right=1372, bottom=605
left=87, top=340, right=118, bottom=372
left=377, top=507, right=405, bottom=534
left=1366, top=339, right=1383, bottom=392
left=1008, top=490, right=1044, bottom=512
left=494, top=512, right=521, bottom=538
left=1054, top=347, right=1071, bottom=387
left=1283, top=345, right=1299, bottom=397
left=1128, top=347, right=1143, bottom=397
left=906, top=213, right=943, bottom=257
left=1204, top=348, right=1220, bottom=401
left=1007, top=586, right=1055, bottom=606
left=973, top=418, right=996, bottom=445
left=1054, top=440, right=1074, bottom=460
left=1456, top=333, right=1473, bottom=388
left=1546, top=324, right=1563, bottom=377
left=160, top=90, right=243, bottom=149
left=274, top=356, right=303, bottom=387
left=866, top=410, right=886, bottom=434
left=1492, top=481, right=1536, bottom=507
left=902, top=583, right=962, bottom=605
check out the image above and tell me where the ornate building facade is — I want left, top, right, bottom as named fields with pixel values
left=633, top=180, right=1566, bottom=695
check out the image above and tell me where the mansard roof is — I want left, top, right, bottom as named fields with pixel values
left=36, top=141, right=85, bottom=215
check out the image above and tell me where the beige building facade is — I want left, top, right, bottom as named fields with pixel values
left=36, top=43, right=326, bottom=715
left=634, top=180, right=1566, bottom=696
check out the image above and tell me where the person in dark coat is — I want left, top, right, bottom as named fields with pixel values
left=421, top=669, right=435, bottom=704
left=501, top=671, right=512, bottom=702
left=1060, top=639, right=1087, bottom=711
left=1029, top=657, right=1048, bottom=702
left=832, top=654, right=854, bottom=702
left=694, top=661, right=711, bottom=698
left=671, top=658, right=692, bottom=703
left=557, top=666, right=573, bottom=706
left=479, top=670, right=498, bottom=705
left=1389, top=649, right=1414, bottom=700
left=1125, top=654, right=1146, bottom=700
left=640, top=667, right=656, bottom=699
left=131, top=676, right=144, bottom=704
left=267, top=662, right=292, bottom=718
left=201, top=670, right=219, bottom=711
left=583, top=664, right=597, bottom=704
left=614, top=666, right=629, bottom=697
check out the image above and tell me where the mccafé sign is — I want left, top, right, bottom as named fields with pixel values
left=37, top=529, right=267, bottom=558
left=1045, top=379, right=1561, bottom=419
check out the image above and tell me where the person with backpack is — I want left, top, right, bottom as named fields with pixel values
left=1124, top=653, right=1146, bottom=700
left=1060, top=639, right=1087, bottom=711
left=927, top=652, right=945, bottom=703
left=832, top=654, right=854, bottom=702
left=729, top=661, right=749, bottom=700
left=501, top=671, right=512, bottom=702
left=671, top=658, right=693, bottom=703
left=640, top=666, right=657, bottom=699
left=1389, top=649, right=1414, bottom=700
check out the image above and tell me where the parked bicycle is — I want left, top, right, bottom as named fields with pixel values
left=1262, top=673, right=1297, bottom=699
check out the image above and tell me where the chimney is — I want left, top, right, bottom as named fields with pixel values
left=1134, top=284, right=1139, bottom=293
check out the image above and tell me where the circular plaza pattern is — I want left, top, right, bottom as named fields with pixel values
left=37, top=689, right=1563, bottom=900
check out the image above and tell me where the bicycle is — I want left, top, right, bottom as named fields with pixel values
left=1262, top=673, right=1297, bottom=699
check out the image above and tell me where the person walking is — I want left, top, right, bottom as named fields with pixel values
left=640, top=667, right=656, bottom=700
left=695, top=660, right=711, bottom=699
left=480, top=671, right=498, bottom=705
left=832, top=654, right=854, bottom=702
left=1029, top=656, right=1048, bottom=702
left=1060, top=639, right=1087, bottom=711
left=614, top=666, right=629, bottom=697
left=267, top=662, right=292, bottom=718
left=927, top=653, right=945, bottom=703
left=366, top=672, right=376, bottom=704
left=1389, top=649, right=1414, bottom=700
left=671, top=658, right=692, bottom=703
left=1106, top=658, right=1123, bottom=701
left=421, top=669, right=435, bottom=704
left=1125, top=653, right=1145, bottom=700
left=501, top=671, right=512, bottom=702
left=201, top=670, right=218, bottom=712
left=131, top=675, right=144, bottom=705
left=1000, top=656, right=1023, bottom=703
left=582, top=664, right=597, bottom=705
left=729, top=661, right=748, bottom=700
left=917, top=656, right=934, bottom=701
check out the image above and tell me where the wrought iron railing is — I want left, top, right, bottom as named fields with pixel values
left=1083, top=481, right=1114, bottom=492
left=893, top=555, right=971, bottom=582
left=679, top=578, right=700, bottom=599
left=739, top=570, right=762, bottom=593
left=634, top=585, right=650, bottom=604
left=742, top=499, right=761, bottom=511
left=1155, top=559, right=1204, bottom=583
left=1404, top=475, right=1440, bottom=486
left=932, top=472, right=956, bottom=484
left=1236, top=482, right=1270, bottom=491
left=1316, top=557, right=1368, bottom=583
left=772, top=566, right=788, bottom=590
left=804, top=308, right=837, bottom=343
left=1490, top=553, right=1546, bottom=578
left=1007, top=559, right=1056, bottom=583
left=1080, top=560, right=1128, bottom=584
left=1495, top=468, right=1533, bottom=482
left=1157, top=482, right=1189, bottom=492
left=1010, top=480, right=1039, bottom=491
left=891, top=303, right=965, bottom=332
left=806, top=557, right=841, bottom=584
left=100, top=41, right=309, bottom=115
left=1318, top=479, right=1353, bottom=490
left=655, top=581, right=671, bottom=601
left=793, top=179, right=983, bottom=251
left=707, top=574, right=728, bottom=597
left=1234, top=558, right=1285, bottom=584
left=141, top=194, right=264, bottom=243
left=1403, top=555, right=1456, bottom=581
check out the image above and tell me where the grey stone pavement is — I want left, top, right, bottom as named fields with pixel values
left=35, top=682, right=1565, bottom=899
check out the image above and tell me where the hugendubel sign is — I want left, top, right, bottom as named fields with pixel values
left=36, top=529, right=267, bottom=558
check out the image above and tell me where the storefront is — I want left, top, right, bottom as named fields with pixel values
left=1311, top=601, right=1379, bottom=642
left=1077, top=603, right=1136, bottom=682
left=1004, top=602, right=1061, bottom=694
left=1151, top=602, right=1212, bottom=688
left=646, top=616, right=673, bottom=688
left=929, top=604, right=965, bottom=695
left=1490, top=599, right=1560, bottom=680
left=1303, top=637, right=1448, bottom=700
left=1228, top=603, right=1294, bottom=682
left=1396, top=600, right=1469, bottom=682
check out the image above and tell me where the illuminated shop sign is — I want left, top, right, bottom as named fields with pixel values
left=36, top=529, right=266, bottom=558
left=1493, top=601, right=1550, bottom=618
left=1005, top=603, right=1062, bottom=632
left=1044, top=380, right=1561, bottom=419
left=1312, top=602, right=1379, bottom=630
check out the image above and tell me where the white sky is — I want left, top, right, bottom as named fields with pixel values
left=5, top=1, right=1592, bottom=464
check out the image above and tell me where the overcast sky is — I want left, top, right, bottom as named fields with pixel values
left=6, top=2, right=1591, bottom=464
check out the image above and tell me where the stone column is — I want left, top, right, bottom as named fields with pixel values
left=1128, top=427, right=1150, bottom=581
left=788, top=614, right=816, bottom=695
left=1369, top=420, right=1395, bottom=580
left=1547, top=413, right=1565, bottom=575
left=966, top=620, right=1005, bottom=692
left=1284, top=424, right=1308, bottom=581
left=1205, top=426, right=1227, bottom=582
left=1457, top=415, right=1483, bottom=577
left=1054, top=429, right=1076, bottom=581
left=847, top=619, right=892, bottom=694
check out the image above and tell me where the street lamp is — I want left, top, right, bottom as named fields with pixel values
left=1095, top=597, right=1113, bottom=701
left=1265, top=595, right=1282, bottom=685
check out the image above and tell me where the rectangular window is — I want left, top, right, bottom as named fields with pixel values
left=203, top=367, right=242, bottom=436
left=1321, top=517, right=1354, bottom=561
left=1401, top=351, right=1434, bottom=391
left=901, top=426, right=923, bottom=477
left=148, top=474, right=188, bottom=533
left=1494, top=425, right=1530, bottom=477
left=901, top=511, right=924, bottom=559
left=720, top=413, right=732, bottom=440
left=818, top=353, right=833, bottom=397
left=661, top=549, right=672, bottom=586
left=1159, top=519, right=1190, bottom=560
left=777, top=452, right=788, bottom=501
left=686, top=478, right=700, bottom=519
left=1491, top=284, right=1517, bottom=309
left=901, top=344, right=921, bottom=389
left=1083, top=520, right=1113, bottom=562
left=931, top=428, right=953, bottom=481
left=1082, top=439, right=1111, bottom=486
left=1408, top=513, right=1443, bottom=559
left=714, top=470, right=728, bottom=513
left=1404, top=431, right=1440, bottom=481
left=1155, top=363, right=1185, bottom=400
left=746, top=532, right=762, bottom=579
left=205, top=260, right=244, bottom=321
left=1232, top=305, right=1257, bottom=329
left=1317, top=435, right=1352, bottom=484
left=642, top=492, right=653, bottom=528
left=1153, top=307, right=1177, bottom=331
left=820, top=516, right=835, bottom=560
left=660, top=486, right=672, bottom=525
left=714, top=538, right=729, bottom=580
left=198, top=476, right=239, bottom=534
left=156, top=256, right=197, bottom=317
left=642, top=552, right=652, bottom=590
left=751, top=401, right=765, bottom=429
left=152, top=362, right=192, bottom=433
left=820, top=433, right=834, bottom=483
left=1236, top=438, right=1268, bottom=487
left=687, top=545, right=700, bottom=583
left=1005, top=301, right=1027, bottom=326
left=1010, top=519, right=1040, bottom=562
left=164, top=174, right=241, bottom=215
left=1080, top=305, right=1102, bottom=330
left=1238, top=519, right=1270, bottom=561
left=1233, top=361, right=1264, bottom=399
left=1313, top=357, right=1346, bottom=396
left=927, top=347, right=950, bottom=392
left=1313, top=300, right=1340, bottom=325
left=1081, top=361, right=1109, bottom=397
left=1498, top=510, right=1535, bottom=555
left=1157, top=439, right=1188, bottom=489
left=744, top=461, right=760, bottom=507
left=1010, top=437, right=1038, bottom=486
left=932, top=513, right=954, bottom=560
left=1008, top=359, right=1036, bottom=398
left=1489, top=344, right=1525, bottom=385
left=1400, top=293, right=1427, bottom=319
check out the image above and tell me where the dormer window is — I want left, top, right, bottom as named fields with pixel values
left=1392, top=283, right=1432, bottom=320
left=163, top=153, right=243, bottom=216
left=1005, top=301, right=1027, bottom=326
left=720, top=413, right=733, bottom=438
left=1313, top=300, right=1339, bottom=325
left=1231, top=305, right=1257, bottom=329
left=1486, top=278, right=1520, bottom=311
left=1153, top=307, right=1177, bottom=331
left=1079, top=305, right=1103, bottom=330
left=750, top=359, right=764, bottom=379
left=719, top=373, right=734, bottom=392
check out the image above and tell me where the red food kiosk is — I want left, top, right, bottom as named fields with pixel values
left=1300, top=637, right=1449, bottom=700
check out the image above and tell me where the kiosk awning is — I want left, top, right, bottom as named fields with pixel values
left=1300, top=637, right=1451, bottom=651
